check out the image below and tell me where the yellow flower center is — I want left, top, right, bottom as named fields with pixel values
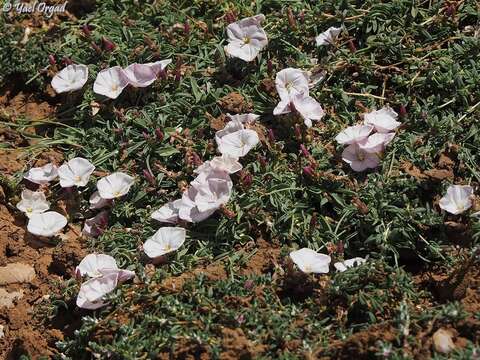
left=74, top=175, right=82, bottom=182
left=111, top=84, right=118, bottom=92
left=357, top=151, right=365, bottom=161
left=243, top=36, right=251, bottom=44
left=113, top=191, right=121, bottom=197
left=26, top=207, right=32, bottom=213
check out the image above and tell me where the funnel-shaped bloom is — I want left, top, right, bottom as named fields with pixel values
left=58, top=157, right=95, bottom=187
left=51, top=64, right=89, bottom=93
left=315, top=26, right=342, bottom=46
left=289, top=248, right=331, bottom=274
left=143, top=227, right=186, bottom=259
left=123, top=59, right=171, bottom=87
left=194, top=154, right=243, bottom=175
left=93, top=66, right=129, bottom=99
left=16, top=190, right=50, bottom=218
left=341, top=144, right=380, bottom=172
left=76, top=253, right=135, bottom=281
left=274, top=94, right=325, bottom=128
left=76, top=272, right=118, bottom=310
left=151, top=201, right=180, bottom=224
left=176, top=188, right=216, bottom=223
left=27, top=211, right=67, bottom=237
left=215, top=120, right=245, bottom=145
left=275, top=68, right=310, bottom=101
left=364, top=107, right=401, bottom=133
left=89, top=191, right=111, bottom=209
left=439, top=185, right=474, bottom=215
left=335, top=124, right=374, bottom=145
left=193, top=177, right=232, bottom=213
left=358, top=132, right=395, bottom=153
left=334, top=257, right=366, bottom=272
left=217, top=129, right=260, bottom=157
left=24, top=163, right=58, bottom=185
left=83, top=210, right=109, bottom=238
left=224, top=14, right=268, bottom=62
left=97, top=172, right=134, bottom=199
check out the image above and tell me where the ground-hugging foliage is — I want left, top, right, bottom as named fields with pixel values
left=1, top=0, right=480, bottom=359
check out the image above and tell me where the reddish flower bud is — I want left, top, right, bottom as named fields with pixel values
left=267, top=128, right=275, bottom=142
left=91, top=42, right=102, bottom=54
left=143, top=169, right=156, bottom=186
left=48, top=54, right=56, bottom=65
left=81, top=24, right=91, bottom=37
left=242, top=173, right=253, bottom=187
left=310, top=213, right=317, bottom=227
left=220, top=205, right=235, bottom=218
left=174, top=59, right=182, bottom=82
left=155, top=128, right=164, bottom=141
left=446, top=4, right=456, bottom=17
left=348, top=39, right=357, bottom=53
left=303, top=165, right=315, bottom=178
left=294, top=124, right=302, bottom=140
left=244, top=279, right=254, bottom=290
left=300, top=144, right=310, bottom=158
left=102, top=37, right=116, bottom=52
left=142, top=131, right=150, bottom=141
left=399, top=105, right=407, bottom=117
left=225, top=11, right=236, bottom=24
left=267, top=59, right=273, bottom=75
left=298, top=10, right=305, bottom=23
left=191, top=152, right=202, bottom=167
left=184, top=21, right=190, bottom=35
left=257, top=155, right=267, bottom=168
left=62, top=57, right=73, bottom=66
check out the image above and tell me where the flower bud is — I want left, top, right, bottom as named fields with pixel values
left=62, top=57, right=73, bottom=66
left=298, top=10, right=305, bottom=23
left=242, top=173, right=253, bottom=187
left=310, top=213, right=317, bottom=227
left=102, top=37, right=116, bottom=52
left=267, top=128, right=275, bottom=142
left=267, top=59, right=273, bottom=75
left=303, top=165, right=315, bottom=178
left=294, top=124, right=302, bottom=140
left=257, top=155, right=267, bottom=168
left=225, top=11, right=236, bottom=24
left=81, top=24, right=91, bottom=37
left=287, top=8, right=296, bottom=30
left=155, top=128, right=164, bottom=141
left=244, top=279, right=254, bottom=290
left=48, top=54, right=56, bottom=65
left=348, top=39, right=357, bottom=53
left=300, top=144, right=310, bottom=158
left=191, top=152, right=202, bottom=167
left=143, top=169, right=156, bottom=186
left=399, top=104, right=407, bottom=117
left=142, top=131, right=150, bottom=141
left=184, top=21, right=190, bottom=35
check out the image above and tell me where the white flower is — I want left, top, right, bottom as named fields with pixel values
left=334, top=257, right=367, bottom=272
left=193, top=177, right=232, bottom=213
left=82, top=210, right=109, bottom=238
left=176, top=188, right=216, bottom=223
left=226, top=113, right=260, bottom=124
left=217, top=129, right=260, bottom=158
left=147, top=59, right=172, bottom=75
left=215, top=120, right=245, bottom=145
left=151, top=201, right=180, bottom=224
left=51, top=64, right=89, bottom=93
left=93, top=66, right=130, bottom=99
left=143, top=227, right=186, bottom=259
left=364, top=107, right=401, bottom=133
left=76, top=253, right=119, bottom=278
left=439, top=185, right=474, bottom=215
left=58, top=157, right=95, bottom=187
left=27, top=211, right=67, bottom=237
left=96, top=172, right=134, bottom=199
left=89, top=191, right=111, bottom=209
left=194, top=154, right=243, bottom=175
left=273, top=94, right=325, bottom=128
left=76, top=272, right=118, bottom=310
left=289, top=248, right=331, bottom=274
left=123, top=61, right=168, bottom=88
left=275, top=68, right=310, bottom=101
left=24, top=163, right=58, bottom=185
left=341, top=144, right=380, bottom=172
left=224, top=14, right=268, bottom=62
left=335, top=124, right=374, bottom=145
left=16, top=189, right=50, bottom=218
left=358, top=132, right=395, bottom=153
left=315, top=26, right=342, bottom=46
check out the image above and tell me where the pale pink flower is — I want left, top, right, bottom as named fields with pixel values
left=334, top=257, right=367, bottom=272
left=176, top=187, right=216, bottom=223
left=215, top=120, right=245, bottom=145
left=275, top=68, right=310, bottom=101
left=16, top=190, right=50, bottom=218
left=193, top=177, right=232, bottom=213
left=315, top=26, right=342, bottom=46
left=151, top=201, right=179, bottom=224
left=123, top=60, right=171, bottom=87
left=439, top=185, right=474, bottom=215
left=58, top=157, right=95, bottom=187
left=24, top=163, right=58, bottom=185
left=89, top=191, right=112, bottom=209
left=364, top=107, right=401, bottom=133
left=226, top=113, right=260, bottom=124
left=82, top=210, right=109, bottom=238
left=335, top=124, right=374, bottom=145
left=97, top=172, right=134, bottom=199
left=273, top=94, right=325, bottom=128
left=143, top=227, right=186, bottom=259
left=358, top=132, right=395, bottom=153
left=217, top=129, right=260, bottom=157
left=76, top=272, right=118, bottom=310
left=51, top=64, right=89, bottom=93
left=27, top=211, right=67, bottom=237
left=93, top=66, right=129, bottom=99
left=289, top=248, right=331, bottom=274
left=76, top=254, right=119, bottom=278
left=194, top=154, right=242, bottom=175
left=224, top=14, right=268, bottom=62
left=342, top=144, right=380, bottom=172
